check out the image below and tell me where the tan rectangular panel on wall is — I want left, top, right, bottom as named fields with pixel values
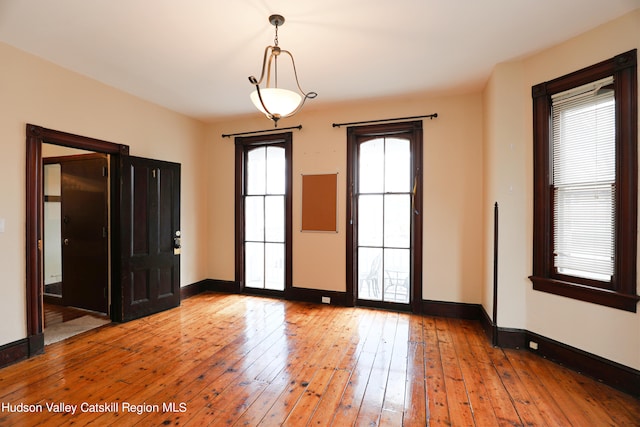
left=301, top=173, right=338, bottom=232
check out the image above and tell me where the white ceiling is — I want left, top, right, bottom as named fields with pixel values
left=1, top=0, right=638, bottom=122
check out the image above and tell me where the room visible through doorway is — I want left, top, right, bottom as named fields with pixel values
left=42, top=143, right=111, bottom=343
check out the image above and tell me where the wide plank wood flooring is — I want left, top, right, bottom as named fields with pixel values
left=44, top=303, right=110, bottom=328
left=0, top=292, right=638, bottom=426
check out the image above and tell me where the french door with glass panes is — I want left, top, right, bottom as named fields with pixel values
left=347, top=121, right=422, bottom=312
left=235, top=133, right=292, bottom=295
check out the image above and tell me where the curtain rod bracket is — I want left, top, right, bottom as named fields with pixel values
left=332, top=113, right=438, bottom=128
left=222, top=125, right=302, bottom=138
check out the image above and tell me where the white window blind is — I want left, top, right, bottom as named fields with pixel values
left=551, top=76, right=615, bottom=282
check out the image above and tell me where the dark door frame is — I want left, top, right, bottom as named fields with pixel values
left=345, top=121, right=424, bottom=313
left=26, top=124, right=129, bottom=355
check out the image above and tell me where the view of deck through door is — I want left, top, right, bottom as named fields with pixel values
left=347, top=121, right=423, bottom=312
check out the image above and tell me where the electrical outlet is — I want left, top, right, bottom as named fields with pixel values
left=321, top=296, right=331, bottom=304
left=529, top=341, right=539, bottom=350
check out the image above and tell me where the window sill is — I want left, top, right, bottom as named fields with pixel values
left=529, top=276, right=639, bottom=312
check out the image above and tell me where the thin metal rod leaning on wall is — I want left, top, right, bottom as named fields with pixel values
left=493, top=202, right=499, bottom=347
left=332, top=113, right=438, bottom=128
left=222, top=125, right=302, bottom=138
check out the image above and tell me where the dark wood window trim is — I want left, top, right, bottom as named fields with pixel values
left=234, top=132, right=293, bottom=297
left=346, top=121, right=423, bottom=313
left=530, top=50, right=639, bottom=312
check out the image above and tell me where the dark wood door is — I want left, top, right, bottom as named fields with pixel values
left=119, top=156, right=181, bottom=322
left=61, top=155, right=109, bottom=313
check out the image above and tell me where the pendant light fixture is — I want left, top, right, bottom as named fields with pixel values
left=249, top=14, right=317, bottom=126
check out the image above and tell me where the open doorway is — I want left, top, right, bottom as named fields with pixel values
left=26, top=124, right=182, bottom=356
left=42, top=145, right=111, bottom=344
left=26, top=125, right=129, bottom=354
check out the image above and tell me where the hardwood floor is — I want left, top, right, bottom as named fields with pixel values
left=1, top=292, right=638, bottom=426
left=44, top=303, right=110, bottom=328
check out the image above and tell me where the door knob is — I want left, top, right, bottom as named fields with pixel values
left=64, top=238, right=70, bottom=246
left=173, top=231, right=181, bottom=254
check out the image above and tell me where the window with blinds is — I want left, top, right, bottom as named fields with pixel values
left=551, top=76, right=615, bottom=282
left=531, top=49, right=637, bottom=311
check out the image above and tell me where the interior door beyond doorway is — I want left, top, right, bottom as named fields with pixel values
left=60, top=154, right=109, bottom=313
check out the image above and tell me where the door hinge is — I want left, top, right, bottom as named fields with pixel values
left=102, top=166, right=108, bottom=177
left=37, top=239, right=42, bottom=251
left=102, top=226, right=108, bottom=238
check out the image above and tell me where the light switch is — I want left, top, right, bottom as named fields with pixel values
left=0, top=218, right=4, bottom=233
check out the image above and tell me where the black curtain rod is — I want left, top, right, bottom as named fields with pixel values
left=332, top=113, right=438, bottom=128
left=222, top=125, right=302, bottom=138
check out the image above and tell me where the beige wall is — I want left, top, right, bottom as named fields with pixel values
left=206, top=92, right=484, bottom=302
left=482, top=9, right=640, bottom=369
left=0, top=41, right=209, bottom=346
left=482, top=60, right=529, bottom=330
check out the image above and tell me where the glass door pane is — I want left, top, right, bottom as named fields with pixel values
left=359, top=139, right=384, bottom=193
left=266, top=147, right=285, bottom=194
left=358, top=247, right=382, bottom=300
left=384, top=248, right=410, bottom=303
left=265, top=243, right=284, bottom=290
left=247, top=148, right=266, bottom=195
left=384, top=194, right=410, bottom=248
left=384, top=138, right=411, bottom=192
left=245, top=196, right=264, bottom=241
left=245, top=146, right=286, bottom=291
left=358, top=195, right=383, bottom=246
left=245, top=242, right=264, bottom=288
left=357, top=137, right=412, bottom=304
left=265, top=195, right=284, bottom=242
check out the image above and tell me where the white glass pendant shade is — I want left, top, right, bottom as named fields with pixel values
left=250, top=88, right=302, bottom=118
